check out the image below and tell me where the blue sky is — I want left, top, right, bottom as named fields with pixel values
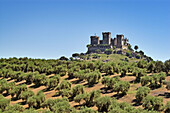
left=0, top=0, right=170, bottom=61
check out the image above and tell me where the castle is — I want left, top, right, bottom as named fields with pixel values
left=87, top=32, right=130, bottom=53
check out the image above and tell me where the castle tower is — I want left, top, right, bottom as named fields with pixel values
left=102, top=32, right=111, bottom=45
left=90, top=36, right=99, bottom=45
left=116, top=34, right=124, bottom=48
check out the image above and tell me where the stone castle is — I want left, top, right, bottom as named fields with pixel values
left=87, top=32, right=130, bottom=53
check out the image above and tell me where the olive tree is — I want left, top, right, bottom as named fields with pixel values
left=85, top=71, right=101, bottom=86
left=84, top=90, right=101, bottom=106
left=135, top=86, right=150, bottom=103
left=95, top=96, right=113, bottom=112
left=164, top=59, right=170, bottom=74
left=165, top=101, right=170, bottom=113
left=71, top=85, right=85, bottom=99
left=114, top=81, right=130, bottom=95
left=0, top=94, right=10, bottom=111
left=46, top=75, right=60, bottom=90
left=142, top=96, right=164, bottom=111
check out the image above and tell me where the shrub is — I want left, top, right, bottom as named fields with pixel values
left=71, top=85, right=85, bottom=99
left=142, top=96, right=164, bottom=111
left=165, top=101, right=170, bottom=113
left=20, top=90, right=34, bottom=102
left=84, top=90, right=101, bottom=106
left=114, top=81, right=130, bottom=95
left=85, top=71, right=101, bottom=86
left=101, top=76, right=120, bottom=89
left=164, top=59, right=170, bottom=74
left=0, top=94, right=10, bottom=111
left=46, top=75, right=60, bottom=90
left=5, top=104, right=25, bottom=112
left=166, top=82, right=170, bottom=90
left=135, top=86, right=150, bottom=103
left=95, top=96, right=113, bottom=112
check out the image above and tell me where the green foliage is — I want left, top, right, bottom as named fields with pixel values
left=74, top=70, right=86, bottom=81
left=82, top=90, right=101, bottom=106
left=95, top=96, right=114, bottom=112
left=147, top=62, right=155, bottom=73
left=101, top=76, right=120, bottom=89
left=113, top=81, right=130, bottom=95
left=79, top=107, right=98, bottom=113
left=166, top=82, right=170, bottom=90
left=85, top=71, right=101, bottom=86
left=33, top=74, right=47, bottom=86
left=46, top=75, right=60, bottom=90
left=120, top=66, right=128, bottom=77
left=56, top=80, right=72, bottom=97
left=101, top=64, right=114, bottom=75
left=126, top=51, right=131, bottom=57
left=0, top=94, right=10, bottom=111
left=5, top=104, right=25, bottom=112
left=155, top=61, right=164, bottom=73
left=135, top=86, right=150, bottom=103
left=0, top=79, right=15, bottom=95
left=20, top=90, right=34, bottom=102
left=43, top=98, right=71, bottom=113
left=104, top=49, right=113, bottom=55
left=141, top=73, right=166, bottom=88
left=164, top=59, right=170, bottom=74
left=142, top=96, right=164, bottom=111
left=136, top=54, right=141, bottom=59
left=13, top=84, right=28, bottom=99
left=27, top=91, right=46, bottom=108
left=165, top=101, right=170, bottom=113
left=71, top=85, right=85, bottom=99
left=27, top=96, right=37, bottom=108
left=74, top=93, right=85, bottom=104
left=137, top=60, right=148, bottom=68
left=141, top=76, right=151, bottom=86
left=132, top=68, right=147, bottom=82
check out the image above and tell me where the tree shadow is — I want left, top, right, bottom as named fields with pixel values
left=100, top=87, right=113, bottom=94
left=2, top=93, right=10, bottom=97
left=74, top=103, right=85, bottom=109
left=132, top=99, right=142, bottom=106
left=111, top=93, right=125, bottom=99
left=18, top=101, right=26, bottom=105
left=158, top=92, right=170, bottom=98
left=71, top=79, right=85, bottom=84
left=42, top=88, right=53, bottom=92
left=52, top=92, right=60, bottom=97
left=102, top=74, right=110, bottom=77
left=11, top=97, right=19, bottom=101
left=29, top=84, right=41, bottom=88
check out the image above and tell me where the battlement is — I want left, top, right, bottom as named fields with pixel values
left=102, top=32, right=111, bottom=34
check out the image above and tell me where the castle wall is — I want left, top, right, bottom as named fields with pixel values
left=88, top=45, right=112, bottom=53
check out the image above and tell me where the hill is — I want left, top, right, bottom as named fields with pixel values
left=0, top=55, right=170, bottom=113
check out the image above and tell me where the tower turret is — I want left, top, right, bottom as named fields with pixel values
left=116, top=34, right=124, bottom=48
left=102, top=32, right=111, bottom=45
left=90, top=36, right=99, bottom=45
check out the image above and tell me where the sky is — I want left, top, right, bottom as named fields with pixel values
left=0, top=0, right=170, bottom=61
